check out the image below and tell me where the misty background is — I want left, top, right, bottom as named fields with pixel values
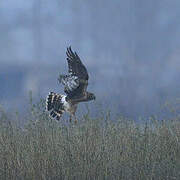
left=0, top=0, right=180, bottom=119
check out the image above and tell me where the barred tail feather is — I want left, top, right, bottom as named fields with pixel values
left=46, top=92, right=65, bottom=121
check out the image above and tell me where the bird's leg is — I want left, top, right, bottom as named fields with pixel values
left=69, top=115, right=72, bottom=123
left=74, top=115, right=78, bottom=124
left=72, top=111, right=77, bottom=124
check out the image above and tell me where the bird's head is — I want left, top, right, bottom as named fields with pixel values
left=87, top=92, right=96, bottom=101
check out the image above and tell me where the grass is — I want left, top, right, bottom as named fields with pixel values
left=0, top=100, right=180, bottom=180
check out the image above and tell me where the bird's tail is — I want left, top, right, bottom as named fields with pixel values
left=46, top=92, right=65, bottom=121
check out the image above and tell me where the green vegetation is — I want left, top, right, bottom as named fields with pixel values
left=0, top=100, right=180, bottom=180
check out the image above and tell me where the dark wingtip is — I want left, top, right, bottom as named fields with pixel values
left=67, top=46, right=72, bottom=52
left=66, top=46, right=77, bottom=59
left=66, top=46, right=71, bottom=57
left=66, top=46, right=71, bottom=54
left=67, top=46, right=71, bottom=50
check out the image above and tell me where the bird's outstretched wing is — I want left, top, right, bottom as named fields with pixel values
left=66, top=46, right=89, bottom=80
left=58, top=47, right=89, bottom=100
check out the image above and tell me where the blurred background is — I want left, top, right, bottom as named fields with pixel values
left=0, top=0, right=180, bottom=119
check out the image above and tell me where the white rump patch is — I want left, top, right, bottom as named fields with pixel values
left=61, top=95, right=71, bottom=111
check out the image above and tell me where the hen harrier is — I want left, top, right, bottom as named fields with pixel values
left=46, top=46, right=96, bottom=123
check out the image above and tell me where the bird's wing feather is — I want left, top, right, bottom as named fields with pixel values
left=66, top=46, right=89, bottom=80
left=58, top=74, right=80, bottom=94
left=58, top=47, right=89, bottom=100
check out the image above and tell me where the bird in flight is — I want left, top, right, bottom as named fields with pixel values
left=46, top=46, right=96, bottom=123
